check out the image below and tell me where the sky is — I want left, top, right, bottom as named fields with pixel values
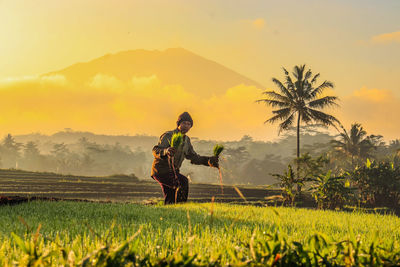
left=0, top=0, right=399, bottom=141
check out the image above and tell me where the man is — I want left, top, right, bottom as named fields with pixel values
left=151, top=112, right=219, bottom=204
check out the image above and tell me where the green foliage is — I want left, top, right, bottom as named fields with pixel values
left=294, top=153, right=329, bottom=193
left=350, top=159, right=400, bottom=207
left=171, top=132, right=183, bottom=149
left=273, top=164, right=298, bottom=205
left=253, top=229, right=400, bottom=266
left=276, top=154, right=357, bottom=210
left=11, top=224, right=57, bottom=266
left=295, top=153, right=329, bottom=179
left=310, top=171, right=354, bottom=209
left=213, top=144, right=224, bottom=157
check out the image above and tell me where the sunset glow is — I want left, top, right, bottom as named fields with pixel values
left=0, top=0, right=399, bottom=140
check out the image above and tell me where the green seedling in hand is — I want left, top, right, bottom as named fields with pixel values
left=171, top=132, right=183, bottom=148
left=169, top=132, right=184, bottom=198
left=213, top=144, right=224, bottom=157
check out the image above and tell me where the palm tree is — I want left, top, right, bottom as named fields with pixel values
left=331, top=123, right=382, bottom=167
left=257, top=64, right=340, bottom=161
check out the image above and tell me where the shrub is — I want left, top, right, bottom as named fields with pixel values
left=309, top=171, right=354, bottom=209
left=350, top=159, right=400, bottom=207
left=273, top=165, right=298, bottom=206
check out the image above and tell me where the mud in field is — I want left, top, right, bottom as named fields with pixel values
left=0, top=169, right=285, bottom=206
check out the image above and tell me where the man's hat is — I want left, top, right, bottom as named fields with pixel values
left=177, top=112, right=193, bottom=127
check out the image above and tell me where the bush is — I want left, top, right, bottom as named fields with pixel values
left=350, top=159, right=400, bottom=207
left=273, top=165, right=298, bottom=206
left=309, top=171, right=354, bottom=209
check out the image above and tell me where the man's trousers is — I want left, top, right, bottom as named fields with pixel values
left=152, top=172, right=189, bottom=204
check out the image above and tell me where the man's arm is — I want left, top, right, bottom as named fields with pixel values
left=152, top=133, right=171, bottom=159
left=185, top=139, right=210, bottom=166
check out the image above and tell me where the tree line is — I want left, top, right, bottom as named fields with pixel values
left=0, top=134, right=146, bottom=177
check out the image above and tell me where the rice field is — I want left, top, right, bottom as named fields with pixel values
left=0, top=169, right=275, bottom=204
left=1, top=201, right=399, bottom=266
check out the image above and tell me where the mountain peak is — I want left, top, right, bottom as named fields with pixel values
left=46, top=48, right=263, bottom=97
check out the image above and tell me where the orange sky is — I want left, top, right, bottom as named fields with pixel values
left=0, top=0, right=399, bottom=141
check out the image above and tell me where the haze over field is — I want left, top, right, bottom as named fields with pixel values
left=0, top=0, right=399, bottom=141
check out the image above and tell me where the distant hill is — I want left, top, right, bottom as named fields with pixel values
left=45, top=48, right=263, bottom=97
left=14, top=131, right=158, bottom=153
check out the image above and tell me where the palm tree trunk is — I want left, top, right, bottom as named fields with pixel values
left=296, top=112, right=301, bottom=194
left=297, top=113, right=300, bottom=159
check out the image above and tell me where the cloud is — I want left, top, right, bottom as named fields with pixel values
left=0, top=74, right=272, bottom=140
left=0, top=74, right=68, bottom=88
left=88, top=73, right=124, bottom=91
left=351, top=87, right=391, bottom=102
left=1, top=74, right=399, bottom=141
left=371, top=31, right=400, bottom=44
left=192, top=84, right=273, bottom=140
left=337, top=87, right=400, bottom=140
left=240, top=18, right=266, bottom=29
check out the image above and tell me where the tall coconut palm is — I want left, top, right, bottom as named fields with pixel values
left=331, top=123, right=382, bottom=167
left=257, top=64, right=340, bottom=161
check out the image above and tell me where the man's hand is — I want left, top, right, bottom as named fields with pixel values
left=208, top=156, right=219, bottom=168
left=166, top=147, right=176, bottom=157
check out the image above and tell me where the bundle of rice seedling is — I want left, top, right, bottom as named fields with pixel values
left=171, top=132, right=183, bottom=148
left=213, top=144, right=224, bottom=157
left=169, top=132, right=184, bottom=196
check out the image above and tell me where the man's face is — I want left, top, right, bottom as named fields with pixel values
left=178, top=121, right=192, bottom=134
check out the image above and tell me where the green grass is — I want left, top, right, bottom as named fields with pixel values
left=0, top=201, right=399, bottom=266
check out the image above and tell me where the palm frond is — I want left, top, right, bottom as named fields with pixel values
left=282, top=67, right=295, bottom=93
left=300, top=110, right=313, bottom=123
left=304, top=69, right=312, bottom=81
left=308, top=96, right=339, bottom=108
left=338, top=122, right=350, bottom=139
left=292, top=65, right=305, bottom=80
left=308, top=108, right=340, bottom=129
left=309, top=80, right=334, bottom=98
left=271, top=107, right=292, bottom=115
left=265, top=108, right=292, bottom=124
left=303, top=80, right=313, bottom=96
left=260, top=90, right=291, bottom=102
left=272, top=78, right=293, bottom=99
left=278, top=112, right=296, bottom=133
left=350, top=123, right=367, bottom=144
left=310, top=73, right=320, bottom=84
left=256, top=99, right=290, bottom=108
left=282, top=67, right=289, bottom=75
left=284, top=73, right=295, bottom=90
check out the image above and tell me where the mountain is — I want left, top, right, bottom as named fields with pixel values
left=45, top=48, right=263, bottom=97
